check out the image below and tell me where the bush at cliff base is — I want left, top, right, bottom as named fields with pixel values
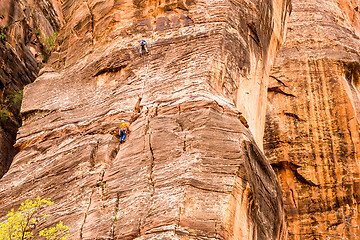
left=0, top=197, right=69, bottom=240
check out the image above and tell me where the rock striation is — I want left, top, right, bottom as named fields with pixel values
left=265, top=0, right=360, bottom=238
left=0, top=0, right=62, bottom=177
left=0, top=0, right=290, bottom=239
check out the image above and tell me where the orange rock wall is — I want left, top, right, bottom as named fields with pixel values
left=0, top=0, right=291, bottom=239
left=265, top=0, right=360, bottom=238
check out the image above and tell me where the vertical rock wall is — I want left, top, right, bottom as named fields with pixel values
left=0, top=0, right=62, bottom=177
left=265, top=0, right=360, bottom=238
left=0, top=0, right=290, bottom=239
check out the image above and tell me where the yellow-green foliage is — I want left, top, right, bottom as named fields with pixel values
left=41, top=32, right=58, bottom=63
left=0, top=109, right=10, bottom=122
left=43, top=32, right=58, bottom=49
left=5, top=90, right=23, bottom=106
left=0, top=197, right=69, bottom=240
left=39, top=222, right=68, bottom=240
left=0, top=90, right=23, bottom=123
left=0, top=27, right=7, bottom=43
left=11, top=90, right=23, bottom=105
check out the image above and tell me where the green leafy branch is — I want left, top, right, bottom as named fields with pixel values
left=0, top=27, right=8, bottom=43
left=0, top=90, right=23, bottom=123
left=0, top=109, right=11, bottom=123
left=6, top=90, right=23, bottom=105
left=40, top=31, right=58, bottom=63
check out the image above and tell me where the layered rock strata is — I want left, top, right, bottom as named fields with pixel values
left=1, top=0, right=290, bottom=239
left=0, top=0, right=62, bottom=177
left=265, top=0, right=360, bottom=238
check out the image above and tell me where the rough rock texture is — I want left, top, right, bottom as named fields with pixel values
left=0, top=0, right=291, bottom=239
left=265, top=0, right=360, bottom=238
left=0, top=0, right=62, bottom=177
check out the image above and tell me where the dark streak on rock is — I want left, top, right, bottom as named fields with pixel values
left=283, top=111, right=306, bottom=122
left=134, top=97, right=142, bottom=113
left=294, top=171, right=319, bottom=187
left=131, top=97, right=142, bottom=123
left=110, top=145, right=119, bottom=162
left=89, top=141, right=99, bottom=169
left=21, top=109, right=55, bottom=122
left=183, top=182, right=231, bottom=194
left=148, top=120, right=155, bottom=193
left=85, top=1, right=95, bottom=45
left=327, top=220, right=342, bottom=230
left=248, top=22, right=261, bottom=47
left=270, top=75, right=287, bottom=87
left=290, top=188, right=297, bottom=208
left=271, top=161, right=319, bottom=187
left=109, top=192, right=120, bottom=239
left=93, top=65, right=127, bottom=77
left=183, top=133, right=186, bottom=152
left=268, top=86, right=295, bottom=97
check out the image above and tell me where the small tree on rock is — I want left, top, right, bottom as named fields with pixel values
left=0, top=197, right=69, bottom=240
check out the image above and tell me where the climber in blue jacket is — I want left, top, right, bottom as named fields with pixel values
left=140, top=40, right=148, bottom=55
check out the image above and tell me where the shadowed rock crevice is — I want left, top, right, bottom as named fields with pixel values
left=80, top=190, right=94, bottom=240
left=271, top=161, right=319, bottom=187
left=282, top=111, right=305, bottom=122
left=148, top=127, right=155, bottom=193
left=93, top=65, right=128, bottom=77
left=270, top=75, right=287, bottom=87
left=108, top=192, right=120, bottom=240
left=268, top=86, right=296, bottom=97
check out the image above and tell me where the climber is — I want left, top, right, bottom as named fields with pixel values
left=140, top=40, right=148, bottom=55
left=119, top=120, right=130, bottom=143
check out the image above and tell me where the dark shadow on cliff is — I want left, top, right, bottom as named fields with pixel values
left=0, top=0, right=61, bottom=178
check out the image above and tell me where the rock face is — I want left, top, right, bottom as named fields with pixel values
left=265, top=0, right=360, bottom=238
left=0, top=0, right=290, bottom=239
left=0, top=0, right=62, bottom=177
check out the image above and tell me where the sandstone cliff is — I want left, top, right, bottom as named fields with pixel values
left=0, top=0, right=291, bottom=239
left=0, top=0, right=62, bottom=177
left=265, top=0, right=360, bottom=239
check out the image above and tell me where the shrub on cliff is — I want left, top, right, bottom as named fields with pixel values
left=0, top=27, right=7, bottom=43
left=0, top=90, right=23, bottom=123
left=40, top=32, right=58, bottom=63
left=0, top=197, right=69, bottom=240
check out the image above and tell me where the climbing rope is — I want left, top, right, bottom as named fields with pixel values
left=140, top=52, right=149, bottom=99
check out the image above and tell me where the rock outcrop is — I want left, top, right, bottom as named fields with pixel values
left=0, top=0, right=291, bottom=239
left=265, top=0, right=360, bottom=238
left=0, top=0, right=62, bottom=177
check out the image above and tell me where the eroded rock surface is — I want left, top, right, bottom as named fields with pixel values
left=0, top=0, right=62, bottom=177
left=0, top=0, right=290, bottom=239
left=265, top=0, right=360, bottom=238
